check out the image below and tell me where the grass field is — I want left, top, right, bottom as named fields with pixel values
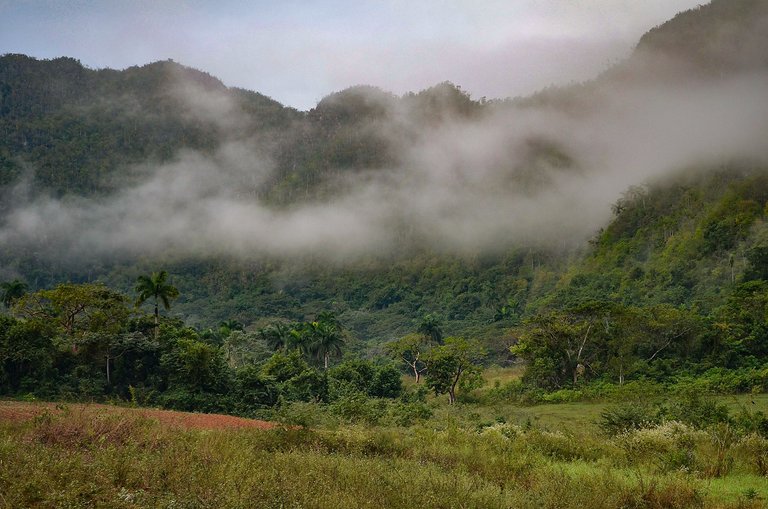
left=2, top=395, right=768, bottom=508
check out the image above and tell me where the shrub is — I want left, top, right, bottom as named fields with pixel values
left=370, top=364, right=404, bottom=398
left=329, top=392, right=386, bottom=424
left=599, top=403, right=661, bottom=436
left=663, top=390, right=730, bottom=428
left=478, top=422, right=523, bottom=440
left=525, top=428, right=604, bottom=462
left=614, top=421, right=705, bottom=472
left=388, top=401, right=433, bottom=426
left=274, top=401, right=326, bottom=428
left=738, top=433, right=768, bottom=476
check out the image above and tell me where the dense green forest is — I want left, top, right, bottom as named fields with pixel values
left=1, top=0, right=768, bottom=409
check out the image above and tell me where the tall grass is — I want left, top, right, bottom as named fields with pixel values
left=1, top=406, right=767, bottom=508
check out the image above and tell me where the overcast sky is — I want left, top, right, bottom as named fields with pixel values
left=1, top=0, right=703, bottom=111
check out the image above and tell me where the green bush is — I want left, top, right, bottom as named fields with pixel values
left=329, top=392, right=386, bottom=424
left=663, top=390, right=730, bottom=428
left=599, top=403, right=661, bottom=436
left=388, top=401, right=433, bottom=426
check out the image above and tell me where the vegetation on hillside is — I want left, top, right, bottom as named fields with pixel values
left=0, top=0, right=767, bottom=423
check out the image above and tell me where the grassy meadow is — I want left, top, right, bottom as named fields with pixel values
left=2, top=369, right=768, bottom=509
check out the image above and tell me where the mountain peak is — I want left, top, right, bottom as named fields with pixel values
left=635, top=0, right=768, bottom=74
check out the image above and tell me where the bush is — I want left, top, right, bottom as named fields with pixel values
left=388, top=401, right=433, bottom=426
left=274, top=401, right=327, bottom=428
left=738, top=433, right=768, bottom=476
left=663, top=390, right=730, bottom=428
left=614, top=421, right=705, bottom=472
left=329, top=392, right=386, bottom=424
left=599, top=403, right=661, bottom=436
left=370, top=364, right=404, bottom=398
left=156, top=387, right=235, bottom=414
left=524, top=428, right=605, bottom=462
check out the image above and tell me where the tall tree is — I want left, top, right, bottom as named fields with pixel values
left=12, top=283, right=130, bottom=354
left=134, top=271, right=179, bottom=339
left=311, top=320, right=345, bottom=369
left=259, top=322, right=293, bottom=351
left=424, top=337, right=485, bottom=404
left=1, top=279, right=27, bottom=309
left=385, top=333, right=429, bottom=383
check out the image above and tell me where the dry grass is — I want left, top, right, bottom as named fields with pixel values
left=0, top=400, right=278, bottom=430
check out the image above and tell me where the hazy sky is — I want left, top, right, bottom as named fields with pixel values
left=1, top=0, right=703, bottom=110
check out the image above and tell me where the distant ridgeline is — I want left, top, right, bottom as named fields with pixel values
left=1, top=0, right=768, bottom=373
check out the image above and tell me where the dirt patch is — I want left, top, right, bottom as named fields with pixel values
left=135, top=407, right=277, bottom=430
left=0, top=401, right=278, bottom=430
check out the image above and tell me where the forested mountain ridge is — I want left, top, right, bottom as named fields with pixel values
left=0, top=54, right=300, bottom=195
left=635, top=0, right=768, bottom=74
left=1, top=0, right=768, bottom=373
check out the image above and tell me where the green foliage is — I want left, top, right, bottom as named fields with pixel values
left=0, top=279, right=27, bottom=308
left=161, top=336, right=229, bottom=393
left=385, top=333, right=429, bottom=382
left=5, top=24, right=768, bottom=413
left=232, top=365, right=280, bottom=411
left=663, top=390, right=731, bottom=429
left=15, top=283, right=129, bottom=334
left=600, top=404, right=662, bottom=435
left=260, top=350, right=310, bottom=383
left=328, top=359, right=403, bottom=400
left=714, top=281, right=768, bottom=362
left=425, top=337, right=485, bottom=404
left=134, top=271, right=179, bottom=329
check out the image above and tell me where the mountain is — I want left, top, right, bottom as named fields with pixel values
left=635, top=0, right=768, bottom=74
left=1, top=0, right=768, bottom=369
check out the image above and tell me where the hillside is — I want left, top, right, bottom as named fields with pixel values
left=1, top=0, right=768, bottom=366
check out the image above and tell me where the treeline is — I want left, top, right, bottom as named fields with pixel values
left=0, top=277, right=489, bottom=422
left=3, top=270, right=768, bottom=416
left=0, top=277, right=400, bottom=414
left=512, top=292, right=768, bottom=391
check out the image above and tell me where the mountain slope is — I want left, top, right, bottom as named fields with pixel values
left=1, top=0, right=767, bottom=364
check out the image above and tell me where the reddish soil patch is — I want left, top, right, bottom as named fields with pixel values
left=135, top=407, right=277, bottom=430
left=0, top=401, right=278, bottom=430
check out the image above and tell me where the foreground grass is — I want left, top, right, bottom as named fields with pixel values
left=1, top=405, right=767, bottom=508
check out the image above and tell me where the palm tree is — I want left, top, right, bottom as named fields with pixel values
left=316, top=311, right=341, bottom=330
left=288, top=323, right=315, bottom=356
left=310, top=320, right=345, bottom=370
left=1, top=279, right=27, bottom=309
left=134, top=271, right=179, bottom=338
left=260, top=322, right=292, bottom=351
left=219, top=319, right=244, bottom=338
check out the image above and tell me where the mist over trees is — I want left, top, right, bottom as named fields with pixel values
left=1, top=0, right=767, bottom=266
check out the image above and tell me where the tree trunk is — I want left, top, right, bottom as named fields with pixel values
left=154, top=301, right=159, bottom=340
left=106, top=356, right=110, bottom=384
left=324, top=352, right=329, bottom=370
left=449, top=369, right=461, bottom=404
left=410, top=362, right=420, bottom=383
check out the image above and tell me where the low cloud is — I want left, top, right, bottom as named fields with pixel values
left=2, top=54, right=768, bottom=266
